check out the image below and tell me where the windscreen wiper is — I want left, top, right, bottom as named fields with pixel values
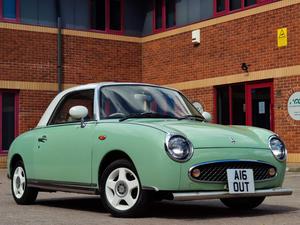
left=119, top=112, right=179, bottom=122
left=178, top=115, right=204, bottom=121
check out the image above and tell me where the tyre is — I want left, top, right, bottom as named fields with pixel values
left=100, top=159, right=150, bottom=217
left=220, top=196, right=265, bottom=210
left=11, top=161, right=38, bottom=205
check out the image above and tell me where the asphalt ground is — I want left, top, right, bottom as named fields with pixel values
left=0, top=170, right=299, bottom=225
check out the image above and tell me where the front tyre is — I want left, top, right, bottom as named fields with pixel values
left=220, top=196, right=265, bottom=210
left=100, top=159, right=149, bottom=217
left=11, top=161, right=38, bottom=205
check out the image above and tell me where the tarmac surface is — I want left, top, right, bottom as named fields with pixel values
left=0, top=169, right=299, bottom=225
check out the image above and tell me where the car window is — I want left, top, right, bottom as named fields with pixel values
left=49, top=90, right=94, bottom=125
left=100, top=85, right=202, bottom=119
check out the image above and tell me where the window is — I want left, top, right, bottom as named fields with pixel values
left=0, top=0, right=19, bottom=21
left=153, top=0, right=176, bottom=32
left=49, top=90, right=95, bottom=125
left=0, top=91, right=19, bottom=153
left=214, top=0, right=274, bottom=16
left=215, top=82, right=274, bottom=130
left=90, top=0, right=124, bottom=33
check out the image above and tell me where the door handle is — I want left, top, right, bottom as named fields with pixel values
left=38, top=135, right=47, bottom=143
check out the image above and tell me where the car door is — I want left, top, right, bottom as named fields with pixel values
left=33, top=89, right=97, bottom=185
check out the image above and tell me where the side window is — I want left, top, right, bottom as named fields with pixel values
left=49, top=90, right=94, bottom=125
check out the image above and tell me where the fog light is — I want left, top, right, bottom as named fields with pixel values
left=191, top=168, right=201, bottom=178
left=268, top=168, right=276, bottom=177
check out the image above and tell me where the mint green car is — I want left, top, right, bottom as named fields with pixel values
left=7, top=83, right=292, bottom=217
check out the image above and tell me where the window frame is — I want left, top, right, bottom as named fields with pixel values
left=0, top=90, right=19, bottom=154
left=214, top=81, right=274, bottom=131
left=90, top=0, right=124, bottom=35
left=213, top=0, right=276, bottom=17
left=47, top=89, right=96, bottom=126
left=153, top=0, right=176, bottom=33
left=0, top=0, right=20, bottom=23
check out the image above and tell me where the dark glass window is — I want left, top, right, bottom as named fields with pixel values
left=215, top=0, right=269, bottom=16
left=245, top=0, right=256, bottom=7
left=50, top=90, right=94, bottom=125
left=3, top=0, right=16, bottom=19
left=91, top=0, right=106, bottom=30
left=216, top=86, right=230, bottom=125
left=231, top=85, right=245, bottom=125
left=110, top=0, right=121, bottom=30
left=155, top=0, right=163, bottom=30
left=216, top=0, right=226, bottom=12
left=166, top=0, right=175, bottom=28
left=229, top=0, right=241, bottom=11
left=2, top=93, right=16, bottom=151
left=154, top=0, right=175, bottom=31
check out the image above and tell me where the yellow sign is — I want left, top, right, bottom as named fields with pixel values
left=277, top=28, right=288, bottom=47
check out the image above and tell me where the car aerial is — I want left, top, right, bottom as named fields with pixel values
left=7, top=82, right=292, bottom=217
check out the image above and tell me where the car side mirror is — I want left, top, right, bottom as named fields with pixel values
left=202, top=112, right=212, bottom=123
left=69, top=105, right=88, bottom=128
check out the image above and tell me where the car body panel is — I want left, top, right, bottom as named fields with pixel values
left=90, top=121, right=181, bottom=190
left=7, top=82, right=288, bottom=196
left=31, top=122, right=97, bottom=184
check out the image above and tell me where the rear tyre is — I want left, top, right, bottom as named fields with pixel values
left=220, top=196, right=265, bottom=210
left=100, top=159, right=150, bottom=217
left=11, top=161, right=38, bottom=205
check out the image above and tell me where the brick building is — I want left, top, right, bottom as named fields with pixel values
left=0, top=0, right=300, bottom=167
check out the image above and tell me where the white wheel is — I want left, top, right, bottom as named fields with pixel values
left=105, top=167, right=140, bottom=211
left=100, top=159, right=150, bottom=217
left=11, top=161, right=38, bottom=205
left=13, top=166, right=26, bottom=199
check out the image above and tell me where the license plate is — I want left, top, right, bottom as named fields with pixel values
left=227, top=169, right=255, bottom=194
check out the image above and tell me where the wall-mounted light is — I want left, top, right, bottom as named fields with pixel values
left=192, top=29, right=200, bottom=45
left=241, top=63, right=250, bottom=73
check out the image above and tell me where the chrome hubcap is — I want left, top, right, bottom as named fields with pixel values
left=13, top=167, right=26, bottom=199
left=105, top=167, right=140, bottom=211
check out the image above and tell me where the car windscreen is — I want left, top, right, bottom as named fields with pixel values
left=99, top=85, right=203, bottom=120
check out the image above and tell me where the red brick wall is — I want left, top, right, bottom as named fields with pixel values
left=62, top=36, right=142, bottom=84
left=0, top=29, right=142, bottom=84
left=0, top=29, right=57, bottom=83
left=19, top=90, right=56, bottom=133
left=142, top=3, right=300, bottom=84
left=182, top=87, right=214, bottom=118
left=274, top=75, right=300, bottom=153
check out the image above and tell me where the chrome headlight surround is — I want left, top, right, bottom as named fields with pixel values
left=268, top=135, right=287, bottom=161
left=165, top=134, right=194, bottom=162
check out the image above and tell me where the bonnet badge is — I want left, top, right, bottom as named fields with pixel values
left=230, top=137, right=236, bottom=144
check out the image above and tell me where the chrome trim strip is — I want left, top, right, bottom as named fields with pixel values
left=188, top=160, right=277, bottom=184
left=172, top=188, right=293, bottom=201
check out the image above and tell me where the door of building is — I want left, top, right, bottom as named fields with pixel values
left=245, top=82, right=274, bottom=130
left=216, top=81, right=274, bottom=131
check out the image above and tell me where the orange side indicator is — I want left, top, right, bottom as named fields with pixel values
left=99, top=136, right=106, bottom=141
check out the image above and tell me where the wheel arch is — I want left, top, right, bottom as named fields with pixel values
left=9, top=154, right=24, bottom=177
left=98, top=150, right=137, bottom=184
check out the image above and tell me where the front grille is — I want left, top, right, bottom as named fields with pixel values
left=189, top=161, right=276, bottom=183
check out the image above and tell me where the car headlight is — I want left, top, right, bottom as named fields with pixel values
left=269, top=136, right=287, bottom=161
left=165, top=135, right=193, bottom=162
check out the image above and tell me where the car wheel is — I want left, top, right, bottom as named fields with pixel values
left=100, top=159, right=150, bottom=217
left=220, top=196, right=265, bottom=210
left=11, top=161, right=38, bottom=205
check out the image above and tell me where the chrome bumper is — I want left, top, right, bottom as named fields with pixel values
left=172, top=188, right=293, bottom=201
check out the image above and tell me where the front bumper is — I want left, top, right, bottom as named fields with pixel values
left=172, top=187, right=293, bottom=201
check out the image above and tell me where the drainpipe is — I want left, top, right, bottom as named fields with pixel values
left=56, top=0, right=63, bottom=93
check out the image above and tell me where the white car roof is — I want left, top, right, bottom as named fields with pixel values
left=37, top=82, right=171, bottom=127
